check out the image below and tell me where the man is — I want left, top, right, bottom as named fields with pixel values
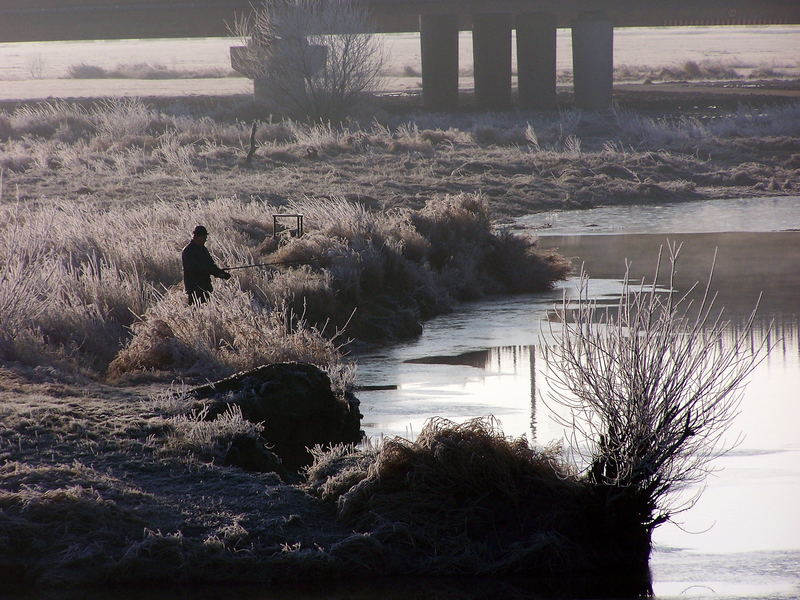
left=181, top=225, right=231, bottom=305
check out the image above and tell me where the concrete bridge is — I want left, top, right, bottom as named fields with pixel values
left=2, top=1, right=799, bottom=110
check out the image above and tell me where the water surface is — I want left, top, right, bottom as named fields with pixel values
left=353, top=196, right=800, bottom=599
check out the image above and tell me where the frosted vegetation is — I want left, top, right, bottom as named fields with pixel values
left=0, top=187, right=567, bottom=385
left=66, top=62, right=237, bottom=80
left=0, top=247, right=763, bottom=590
left=1, top=97, right=798, bottom=213
left=0, top=95, right=796, bottom=383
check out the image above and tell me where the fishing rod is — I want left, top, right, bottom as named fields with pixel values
left=222, top=259, right=316, bottom=271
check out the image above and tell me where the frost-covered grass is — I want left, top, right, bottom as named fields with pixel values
left=0, top=191, right=567, bottom=383
left=0, top=389, right=641, bottom=592
left=0, top=91, right=788, bottom=594
left=1, top=95, right=796, bottom=381
left=1, top=96, right=797, bottom=217
left=0, top=95, right=797, bottom=380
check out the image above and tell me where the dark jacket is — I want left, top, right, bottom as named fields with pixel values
left=182, top=241, right=227, bottom=295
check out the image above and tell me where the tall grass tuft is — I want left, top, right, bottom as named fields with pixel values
left=108, top=287, right=353, bottom=391
left=306, top=417, right=595, bottom=578
left=263, top=194, right=569, bottom=340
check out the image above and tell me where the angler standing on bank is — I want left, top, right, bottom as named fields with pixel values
left=181, top=225, right=231, bottom=305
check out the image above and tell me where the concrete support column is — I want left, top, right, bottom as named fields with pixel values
left=516, top=12, right=557, bottom=109
left=420, top=14, right=460, bottom=110
left=571, top=13, right=614, bottom=110
left=472, top=13, right=512, bottom=109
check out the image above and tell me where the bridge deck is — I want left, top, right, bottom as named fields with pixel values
left=1, top=0, right=799, bottom=42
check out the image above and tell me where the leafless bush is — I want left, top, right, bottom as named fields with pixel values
left=231, top=0, right=385, bottom=120
left=542, top=242, right=765, bottom=530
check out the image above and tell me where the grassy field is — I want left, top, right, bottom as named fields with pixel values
left=1, top=93, right=798, bottom=217
left=1, top=84, right=798, bottom=593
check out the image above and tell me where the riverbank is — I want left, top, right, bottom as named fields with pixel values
left=1, top=84, right=799, bottom=596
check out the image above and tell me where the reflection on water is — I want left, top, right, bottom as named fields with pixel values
left=354, top=219, right=800, bottom=599
left=402, top=345, right=539, bottom=439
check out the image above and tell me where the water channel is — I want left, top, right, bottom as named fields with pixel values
left=352, top=196, right=800, bottom=599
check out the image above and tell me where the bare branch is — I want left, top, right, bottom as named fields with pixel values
left=541, top=249, right=767, bottom=529
left=230, top=0, right=385, bottom=120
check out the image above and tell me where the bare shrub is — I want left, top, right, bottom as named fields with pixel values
left=231, top=0, right=385, bottom=120
left=542, top=243, right=764, bottom=532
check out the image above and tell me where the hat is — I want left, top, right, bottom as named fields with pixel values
left=193, top=225, right=208, bottom=236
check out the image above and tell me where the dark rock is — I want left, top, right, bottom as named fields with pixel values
left=223, top=434, right=288, bottom=479
left=188, top=362, right=363, bottom=471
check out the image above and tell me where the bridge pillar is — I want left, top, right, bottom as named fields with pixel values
left=420, top=14, right=460, bottom=110
left=571, top=13, right=614, bottom=110
left=515, top=12, right=557, bottom=109
left=472, top=13, right=513, bottom=109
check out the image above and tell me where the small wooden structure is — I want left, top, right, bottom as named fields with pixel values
left=273, top=214, right=304, bottom=239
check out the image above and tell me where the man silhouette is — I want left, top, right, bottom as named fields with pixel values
left=181, top=225, right=231, bottom=305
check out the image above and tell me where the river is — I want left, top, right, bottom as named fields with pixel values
left=352, top=196, right=800, bottom=599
